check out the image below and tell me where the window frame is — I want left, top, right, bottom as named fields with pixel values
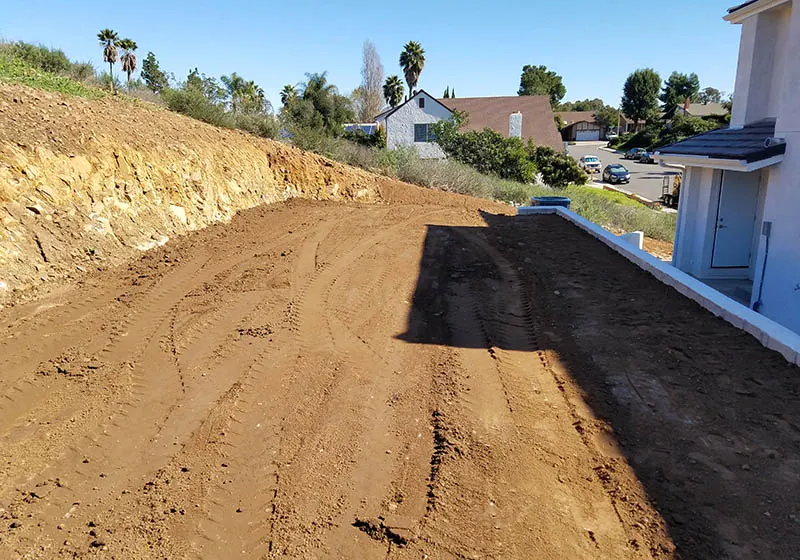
left=414, top=123, right=435, bottom=143
left=418, top=97, right=425, bottom=108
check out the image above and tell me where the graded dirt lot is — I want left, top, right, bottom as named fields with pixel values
left=0, top=192, right=798, bottom=559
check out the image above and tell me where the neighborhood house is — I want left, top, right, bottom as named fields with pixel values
left=657, top=0, right=799, bottom=335
left=375, top=90, right=564, bottom=158
left=557, top=110, right=646, bottom=142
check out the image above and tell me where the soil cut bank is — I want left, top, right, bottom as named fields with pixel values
left=0, top=84, right=420, bottom=303
left=0, top=192, right=797, bottom=559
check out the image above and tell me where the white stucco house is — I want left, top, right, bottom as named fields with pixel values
left=656, top=0, right=799, bottom=335
left=374, top=90, right=564, bottom=159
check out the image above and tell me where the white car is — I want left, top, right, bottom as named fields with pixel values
left=579, top=155, right=602, bottom=174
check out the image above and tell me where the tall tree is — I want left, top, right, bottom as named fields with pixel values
left=141, top=51, right=168, bottom=93
left=359, top=40, right=384, bottom=122
left=281, top=84, right=298, bottom=106
left=284, top=72, right=355, bottom=136
left=399, top=41, right=425, bottom=97
left=443, top=86, right=450, bottom=99
left=558, top=98, right=605, bottom=112
left=118, top=38, right=138, bottom=88
left=594, top=105, right=619, bottom=132
left=97, top=29, right=119, bottom=93
left=186, top=68, right=226, bottom=104
left=383, top=75, right=404, bottom=108
left=621, top=68, right=661, bottom=126
left=698, top=86, right=723, bottom=104
left=661, top=71, right=700, bottom=117
left=518, top=65, right=566, bottom=107
left=221, top=73, right=246, bottom=113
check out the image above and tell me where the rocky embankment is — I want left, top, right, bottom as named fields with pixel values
left=0, top=85, right=391, bottom=303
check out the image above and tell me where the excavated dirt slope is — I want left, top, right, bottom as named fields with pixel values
left=0, top=84, right=410, bottom=302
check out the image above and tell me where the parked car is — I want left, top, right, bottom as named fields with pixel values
left=606, top=131, right=619, bottom=141
left=624, top=147, right=647, bottom=160
left=579, top=155, right=602, bottom=174
left=603, top=164, right=631, bottom=184
left=638, top=151, right=655, bottom=164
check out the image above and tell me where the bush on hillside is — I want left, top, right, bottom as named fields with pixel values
left=0, top=55, right=102, bottom=98
left=162, top=87, right=230, bottom=128
left=431, top=122, right=537, bottom=184
left=527, top=145, right=588, bottom=188
left=342, top=127, right=386, bottom=149
left=653, top=113, right=719, bottom=149
left=0, top=41, right=72, bottom=75
left=232, top=113, right=280, bottom=139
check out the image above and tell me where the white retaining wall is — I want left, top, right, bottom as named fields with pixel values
left=517, top=206, right=800, bottom=366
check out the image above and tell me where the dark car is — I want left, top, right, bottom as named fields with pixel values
left=638, top=151, right=655, bottom=164
left=603, top=164, right=631, bottom=184
left=624, top=147, right=646, bottom=160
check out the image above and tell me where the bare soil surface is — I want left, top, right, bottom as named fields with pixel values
left=0, top=196, right=797, bottom=559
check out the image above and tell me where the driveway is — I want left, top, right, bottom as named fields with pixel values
left=566, top=141, right=680, bottom=202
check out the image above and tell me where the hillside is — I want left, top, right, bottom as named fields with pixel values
left=0, top=84, right=497, bottom=303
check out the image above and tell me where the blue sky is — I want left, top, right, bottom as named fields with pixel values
left=2, top=0, right=741, bottom=110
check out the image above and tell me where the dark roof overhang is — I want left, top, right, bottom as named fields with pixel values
left=655, top=119, right=786, bottom=170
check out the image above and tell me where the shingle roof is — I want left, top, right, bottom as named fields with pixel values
left=556, top=111, right=596, bottom=125
left=728, top=0, right=759, bottom=13
left=656, top=118, right=786, bottom=162
left=440, top=96, right=564, bottom=151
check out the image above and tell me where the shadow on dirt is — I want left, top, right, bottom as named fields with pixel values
left=398, top=211, right=800, bottom=560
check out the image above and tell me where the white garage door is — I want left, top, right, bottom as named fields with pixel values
left=576, top=129, right=601, bottom=141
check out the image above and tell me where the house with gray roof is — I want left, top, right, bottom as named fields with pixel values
left=656, top=0, right=798, bottom=335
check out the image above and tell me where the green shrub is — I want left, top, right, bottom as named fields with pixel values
left=432, top=124, right=537, bottom=183
left=0, top=55, right=103, bottom=98
left=616, top=129, right=659, bottom=151
left=342, top=127, right=385, bottom=148
left=162, top=87, right=230, bottom=128
left=528, top=145, right=588, bottom=188
left=232, top=113, right=280, bottom=139
left=0, top=41, right=72, bottom=74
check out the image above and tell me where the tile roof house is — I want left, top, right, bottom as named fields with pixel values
left=374, top=91, right=563, bottom=159
left=655, top=0, right=799, bottom=335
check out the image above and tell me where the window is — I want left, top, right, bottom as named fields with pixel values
left=418, top=97, right=425, bottom=108
left=414, top=123, right=434, bottom=142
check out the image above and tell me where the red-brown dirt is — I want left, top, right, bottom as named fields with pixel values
left=1, top=192, right=797, bottom=559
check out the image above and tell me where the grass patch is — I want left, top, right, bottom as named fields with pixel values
left=0, top=55, right=104, bottom=99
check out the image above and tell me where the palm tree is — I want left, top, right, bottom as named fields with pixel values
left=399, top=41, right=425, bottom=98
left=118, top=38, right=138, bottom=89
left=97, top=29, right=119, bottom=93
left=383, top=76, right=404, bottom=108
left=242, top=80, right=267, bottom=114
left=302, top=72, right=336, bottom=102
left=221, top=73, right=246, bottom=113
left=280, top=84, right=297, bottom=105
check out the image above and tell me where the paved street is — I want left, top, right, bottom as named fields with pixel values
left=566, top=141, right=680, bottom=202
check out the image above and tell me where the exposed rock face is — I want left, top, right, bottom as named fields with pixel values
left=0, top=85, right=385, bottom=301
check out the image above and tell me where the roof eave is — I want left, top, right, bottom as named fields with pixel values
left=654, top=152, right=784, bottom=172
left=724, top=0, right=790, bottom=23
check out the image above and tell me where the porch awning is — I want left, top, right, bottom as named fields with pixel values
left=655, top=118, right=786, bottom=171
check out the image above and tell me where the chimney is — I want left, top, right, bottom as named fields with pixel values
left=683, top=97, right=691, bottom=112
left=509, top=112, right=523, bottom=138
